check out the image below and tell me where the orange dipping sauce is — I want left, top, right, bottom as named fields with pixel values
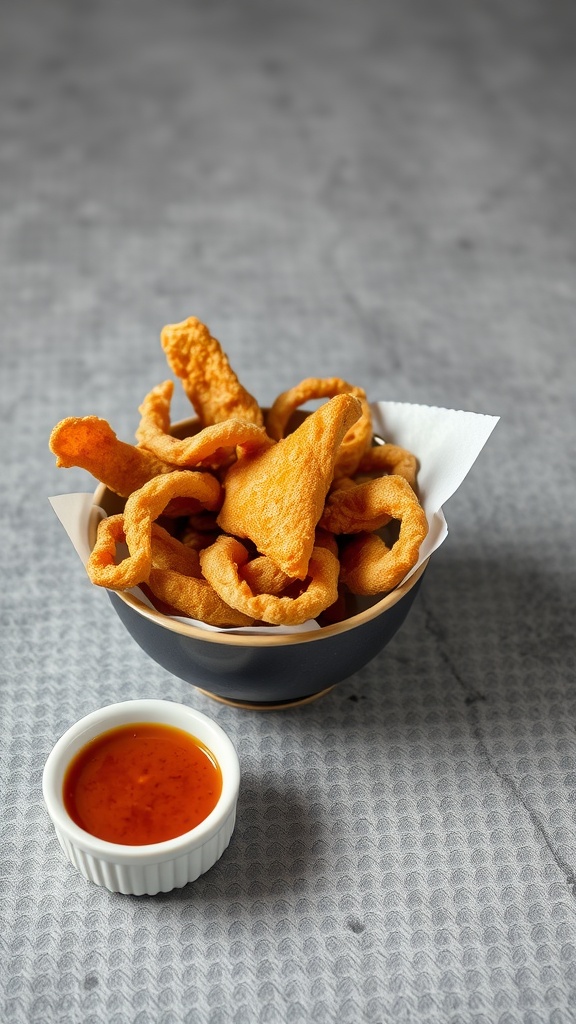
left=63, top=722, right=222, bottom=845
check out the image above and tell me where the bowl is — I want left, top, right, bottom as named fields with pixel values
left=42, top=699, right=240, bottom=895
left=89, top=413, right=429, bottom=708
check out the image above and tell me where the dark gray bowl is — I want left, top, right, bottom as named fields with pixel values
left=90, top=415, right=428, bottom=708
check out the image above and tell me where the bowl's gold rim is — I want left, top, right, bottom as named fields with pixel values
left=90, top=410, right=429, bottom=647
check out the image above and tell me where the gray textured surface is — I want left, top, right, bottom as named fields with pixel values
left=2, top=0, right=576, bottom=1021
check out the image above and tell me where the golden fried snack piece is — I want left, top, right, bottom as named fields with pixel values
left=160, top=316, right=263, bottom=426
left=87, top=471, right=222, bottom=590
left=135, top=379, right=173, bottom=451
left=150, top=523, right=201, bottom=578
left=200, top=536, right=340, bottom=625
left=357, top=443, right=418, bottom=489
left=239, top=556, right=294, bottom=596
left=136, top=379, right=174, bottom=439
left=179, top=528, right=221, bottom=553
left=320, top=474, right=424, bottom=535
left=314, top=526, right=339, bottom=558
left=266, top=377, right=372, bottom=478
left=146, top=522, right=253, bottom=626
left=49, top=416, right=174, bottom=497
left=101, top=521, right=250, bottom=626
left=136, top=379, right=273, bottom=467
left=147, top=568, right=254, bottom=627
left=337, top=488, right=429, bottom=596
left=217, top=393, right=362, bottom=580
left=326, top=475, right=392, bottom=530
left=314, top=527, right=345, bottom=626
left=178, top=512, right=221, bottom=553
left=162, top=496, right=213, bottom=519
left=85, top=513, right=129, bottom=583
left=327, top=475, right=357, bottom=494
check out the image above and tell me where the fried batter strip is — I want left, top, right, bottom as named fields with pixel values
left=49, top=416, right=174, bottom=497
left=320, top=473, right=423, bottom=535
left=160, top=316, right=263, bottom=426
left=336, top=479, right=429, bottom=595
left=136, top=379, right=273, bottom=467
left=357, top=443, right=418, bottom=489
left=217, top=394, right=362, bottom=580
left=150, top=523, right=201, bottom=578
left=239, top=556, right=294, bottom=596
left=87, top=471, right=222, bottom=590
left=147, top=568, right=254, bottom=627
left=200, top=536, right=340, bottom=625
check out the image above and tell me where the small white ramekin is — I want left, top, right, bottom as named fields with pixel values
left=42, top=699, right=240, bottom=895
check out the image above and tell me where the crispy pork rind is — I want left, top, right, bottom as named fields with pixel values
left=217, top=393, right=362, bottom=580
left=238, top=556, right=294, bottom=596
left=148, top=549, right=254, bottom=624
left=92, top=520, right=251, bottom=627
left=200, top=536, right=340, bottom=625
left=150, top=522, right=202, bottom=578
left=332, top=476, right=429, bottom=595
left=87, top=470, right=222, bottom=590
left=177, top=511, right=220, bottom=552
left=49, top=416, right=174, bottom=497
left=85, top=514, right=131, bottom=586
left=136, top=379, right=273, bottom=468
left=50, top=314, right=431, bottom=630
left=320, top=474, right=424, bottom=536
left=147, top=567, right=255, bottom=627
left=266, top=376, right=372, bottom=478
left=160, top=316, right=263, bottom=426
left=356, top=443, right=418, bottom=490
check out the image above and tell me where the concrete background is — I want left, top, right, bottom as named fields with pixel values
left=2, top=1, right=576, bottom=1022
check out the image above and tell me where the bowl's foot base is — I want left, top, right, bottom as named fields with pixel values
left=194, top=685, right=336, bottom=711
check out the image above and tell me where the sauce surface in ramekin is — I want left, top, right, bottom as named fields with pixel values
left=63, top=722, right=222, bottom=845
